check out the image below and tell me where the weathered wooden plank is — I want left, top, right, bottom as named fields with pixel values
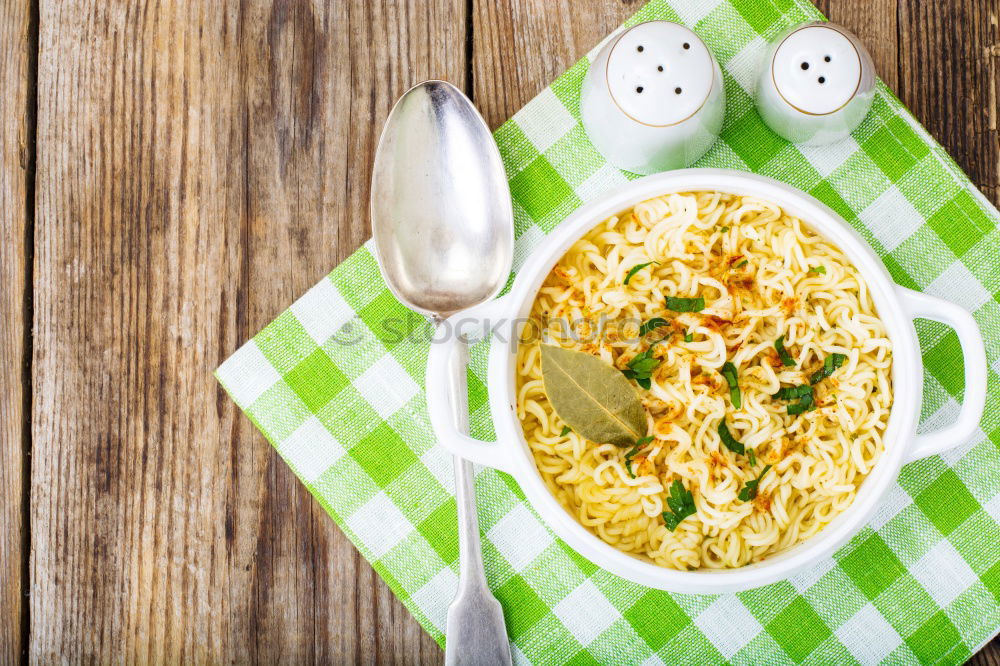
left=236, top=0, right=464, bottom=662
left=31, top=0, right=465, bottom=661
left=898, top=0, right=999, bottom=203
left=817, top=0, right=899, bottom=93
left=31, top=2, right=249, bottom=661
left=0, top=0, right=31, bottom=662
left=472, top=0, right=634, bottom=129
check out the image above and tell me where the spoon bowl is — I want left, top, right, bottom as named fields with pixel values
left=371, top=80, right=513, bottom=318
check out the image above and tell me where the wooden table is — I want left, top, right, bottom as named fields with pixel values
left=1, top=0, right=997, bottom=662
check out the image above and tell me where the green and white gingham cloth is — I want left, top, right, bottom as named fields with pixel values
left=216, top=0, right=1000, bottom=662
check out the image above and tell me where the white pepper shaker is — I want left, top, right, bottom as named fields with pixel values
left=755, top=21, right=876, bottom=145
left=580, top=21, right=725, bottom=175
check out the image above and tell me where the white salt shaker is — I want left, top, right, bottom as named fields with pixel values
left=754, top=22, right=876, bottom=145
left=580, top=21, right=725, bottom=175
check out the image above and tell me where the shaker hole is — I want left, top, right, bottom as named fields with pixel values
left=657, top=65, right=664, bottom=72
left=682, top=42, right=690, bottom=50
left=636, top=86, right=644, bottom=93
left=637, top=45, right=644, bottom=52
left=801, top=62, right=809, bottom=70
left=824, top=55, right=832, bottom=62
left=818, top=76, right=826, bottom=84
left=674, top=87, right=682, bottom=94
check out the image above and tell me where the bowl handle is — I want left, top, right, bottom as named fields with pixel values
left=897, top=286, right=987, bottom=462
left=425, top=296, right=515, bottom=474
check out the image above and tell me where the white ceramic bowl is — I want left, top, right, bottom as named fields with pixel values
left=424, top=169, right=986, bottom=593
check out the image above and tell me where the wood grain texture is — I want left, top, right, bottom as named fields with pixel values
left=897, top=0, right=1000, bottom=204
left=0, top=0, right=32, bottom=662
left=32, top=3, right=248, bottom=661
left=18, top=0, right=1000, bottom=663
left=816, top=0, right=899, bottom=92
left=31, top=0, right=461, bottom=662
left=237, top=1, right=464, bottom=663
left=473, top=0, right=637, bottom=129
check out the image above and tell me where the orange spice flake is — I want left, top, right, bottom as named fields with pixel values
left=764, top=348, right=784, bottom=369
left=708, top=452, right=728, bottom=469
left=653, top=415, right=679, bottom=435
left=691, top=372, right=722, bottom=392
left=699, top=314, right=732, bottom=334
left=726, top=275, right=755, bottom=293
left=642, top=397, right=671, bottom=415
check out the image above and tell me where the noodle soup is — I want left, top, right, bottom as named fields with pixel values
left=515, top=191, right=893, bottom=570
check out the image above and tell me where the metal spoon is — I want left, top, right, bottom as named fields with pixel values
left=371, top=80, right=513, bottom=666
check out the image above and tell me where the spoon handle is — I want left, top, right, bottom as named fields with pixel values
left=444, top=337, right=513, bottom=666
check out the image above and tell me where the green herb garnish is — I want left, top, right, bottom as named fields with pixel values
left=625, top=435, right=655, bottom=478
left=809, top=353, right=847, bottom=385
left=775, top=335, right=795, bottom=367
left=772, top=384, right=815, bottom=415
left=666, top=296, right=705, bottom=313
left=720, top=361, right=741, bottom=409
left=624, top=447, right=639, bottom=478
left=717, top=421, right=745, bottom=455
left=772, top=384, right=812, bottom=400
left=624, top=261, right=655, bottom=285
left=622, top=343, right=662, bottom=390
left=684, top=332, right=693, bottom=343
left=560, top=425, right=572, bottom=437
left=748, top=448, right=757, bottom=466
left=662, top=480, right=697, bottom=531
left=735, top=259, right=748, bottom=268
left=786, top=392, right=816, bottom=415
left=639, top=317, right=669, bottom=336
left=720, top=226, right=729, bottom=232
left=738, top=464, right=772, bottom=501
left=809, top=265, right=826, bottom=275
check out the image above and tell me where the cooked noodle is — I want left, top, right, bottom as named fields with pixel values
left=515, top=192, right=893, bottom=569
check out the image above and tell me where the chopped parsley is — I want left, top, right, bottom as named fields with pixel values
left=772, top=384, right=812, bottom=400
left=720, top=361, right=741, bottom=409
left=625, top=435, right=655, bottom=478
left=639, top=317, right=669, bottom=336
left=772, top=384, right=815, bottom=416
left=665, top=296, right=705, bottom=313
left=720, top=226, right=730, bottom=232
left=717, top=420, right=745, bottom=455
left=684, top=332, right=694, bottom=343
left=735, top=259, right=748, bottom=268
left=624, top=261, right=656, bottom=285
left=748, top=448, right=757, bottom=466
left=662, top=480, right=697, bottom=531
left=774, top=335, right=795, bottom=367
left=809, top=265, right=827, bottom=275
left=560, top=425, right=572, bottom=437
left=809, top=353, right=847, bottom=385
left=786, top=392, right=816, bottom=415
left=622, top=343, right=662, bottom=390
left=738, top=464, right=772, bottom=502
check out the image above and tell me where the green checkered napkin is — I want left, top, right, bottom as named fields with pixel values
left=216, top=0, right=1000, bottom=662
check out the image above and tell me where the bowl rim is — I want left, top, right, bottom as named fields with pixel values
left=484, top=168, right=920, bottom=593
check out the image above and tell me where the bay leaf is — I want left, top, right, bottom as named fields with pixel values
left=539, top=344, right=647, bottom=448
